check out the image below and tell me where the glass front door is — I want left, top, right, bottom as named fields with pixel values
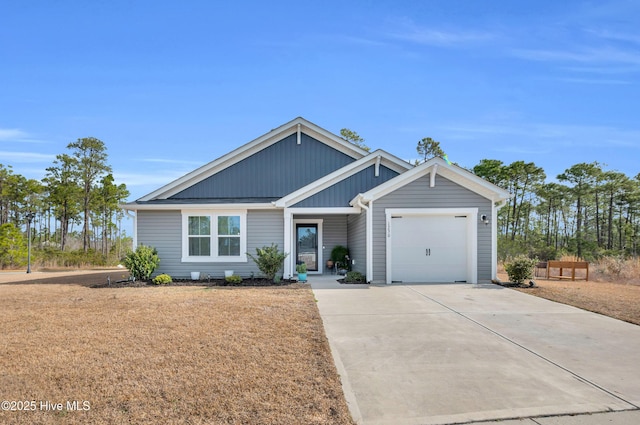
left=296, top=224, right=318, bottom=271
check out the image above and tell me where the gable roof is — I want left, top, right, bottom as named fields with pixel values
left=274, top=149, right=412, bottom=208
left=351, top=156, right=511, bottom=205
left=137, top=117, right=369, bottom=202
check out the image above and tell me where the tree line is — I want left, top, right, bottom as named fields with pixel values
left=343, top=129, right=639, bottom=261
left=473, top=159, right=639, bottom=261
left=0, top=137, right=129, bottom=268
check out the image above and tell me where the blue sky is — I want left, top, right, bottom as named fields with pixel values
left=2, top=0, right=639, bottom=212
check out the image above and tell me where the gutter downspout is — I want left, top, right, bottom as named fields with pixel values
left=492, top=198, right=509, bottom=280
left=355, top=196, right=373, bottom=283
left=125, top=209, right=137, bottom=248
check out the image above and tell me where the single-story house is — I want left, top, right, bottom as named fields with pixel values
left=122, top=117, right=511, bottom=283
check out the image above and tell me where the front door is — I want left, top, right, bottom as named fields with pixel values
left=296, top=224, right=318, bottom=271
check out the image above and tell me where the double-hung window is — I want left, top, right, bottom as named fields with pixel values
left=182, top=211, right=246, bottom=262
left=188, top=216, right=211, bottom=256
left=217, top=215, right=241, bottom=256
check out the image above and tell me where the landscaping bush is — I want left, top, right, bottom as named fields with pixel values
left=344, top=271, right=365, bottom=283
left=504, top=255, right=537, bottom=284
left=225, top=274, right=243, bottom=285
left=0, top=223, right=26, bottom=269
left=247, top=244, right=288, bottom=283
left=123, top=245, right=160, bottom=281
left=152, top=274, right=172, bottom=285
left=331, top=245, right=351, bottom=272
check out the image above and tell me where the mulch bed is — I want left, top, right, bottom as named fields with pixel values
left=91, top=277, right=304, bottom=288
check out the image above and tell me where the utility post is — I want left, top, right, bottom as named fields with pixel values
left=26, top=211, right=36, bottom=273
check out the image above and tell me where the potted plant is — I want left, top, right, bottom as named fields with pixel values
left=331, top=245, right=350, bottom=275
left=326, top=259, right=334, bottom=270
left=296, top=262, right=308, bottom=283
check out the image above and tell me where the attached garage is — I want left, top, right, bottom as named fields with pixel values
left=351, top=157, right=511, bottom=284
left=386, top=208, right=478, bottom=283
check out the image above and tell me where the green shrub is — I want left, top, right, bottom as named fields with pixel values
left=123, top=245, right=160, bottom=281
left=331, top=245, right=349, bottom=269
left=504, top=255, right=537, bottom=284
left=296, top=262, right=307, bottom=273
left=152, top=273, right=172, bottom=285
left=247, top=244, right=288, bottom=282
left=0, top=223, right=27, bottom=269
left=225, top=274, right=243, bottom=285
left=345, top=271, right=365, bottom=283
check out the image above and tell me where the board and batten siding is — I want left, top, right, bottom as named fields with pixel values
left=170, top=133, right=355, bottom=200
left=137, top=209, right=283, bottom=278
left=347, top=212, right=366, bottom=276
left=292, top=165, right=399, bottom=208
left=371, top=174, right=492, bottom=283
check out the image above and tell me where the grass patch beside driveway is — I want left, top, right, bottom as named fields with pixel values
left=0, top=283, right=353, bottom=424
left=512, top=278, right=640, bottom=326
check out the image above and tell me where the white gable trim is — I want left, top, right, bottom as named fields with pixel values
left=120, top=202, right=277, bottom=211
left=274, top=150, right=412, bottom=208
left=138, top=117, right=370, bottom=202
left=353, top=157, right=511, bottom=205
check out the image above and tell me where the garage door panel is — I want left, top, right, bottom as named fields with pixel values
left=390, top=214, right=468, bottom=283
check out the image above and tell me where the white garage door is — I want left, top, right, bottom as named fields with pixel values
left=390, top=214, right=468, bottom=283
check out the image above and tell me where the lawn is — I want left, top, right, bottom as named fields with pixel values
left=514, top=278, right=640, bottom=326
left=497, top=258, right=640, bottom=326
left=0, top=276, right=354, bottom=424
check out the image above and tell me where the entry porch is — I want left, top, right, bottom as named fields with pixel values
left=282, top=207, right=365, bottom=279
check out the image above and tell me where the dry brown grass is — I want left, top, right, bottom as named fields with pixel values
left=513, top=278, right=640, bottom=326
left=0, top=276, right=353, bottom=424
left=499, top=256, right=640, bottom=326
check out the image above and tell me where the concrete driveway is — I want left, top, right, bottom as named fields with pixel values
left=311, top=278, right=640, bottom=425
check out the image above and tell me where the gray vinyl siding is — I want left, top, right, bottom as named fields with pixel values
left=137, top=209, right=283, bottom=279
left=371, top=174, right=493, bottom=283
left=292, top=165, right=399, bottom=208
left=137, top=210, right=182, bottom=276
left=170, top=133, right=355, bottom=200
left=347, top=212, right=366, bottom=276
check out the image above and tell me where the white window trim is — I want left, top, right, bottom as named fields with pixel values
left=181, top=210, right=247, bottom=263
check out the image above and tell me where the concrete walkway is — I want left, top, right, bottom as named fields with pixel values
left=310, top=277, right=640, bottom=425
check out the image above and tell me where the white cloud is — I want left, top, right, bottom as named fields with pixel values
left=440, top=121, right=640, bottom=150
left=557, top=77, right=631, bottom=85
left=588, top=29, right=640, bottom=45
left=0, top=151, right=56, bottom=163
left=0, top=128, right=50, bottom=144
left=511, top=46, right=640, bottom=65
left=387, top=18, right=495, bottom=47
left=142, top=158, right=204, bottom=166
left=113, top=170, right=190, bottom=187
left=0, top=128, right=29, bottom=141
